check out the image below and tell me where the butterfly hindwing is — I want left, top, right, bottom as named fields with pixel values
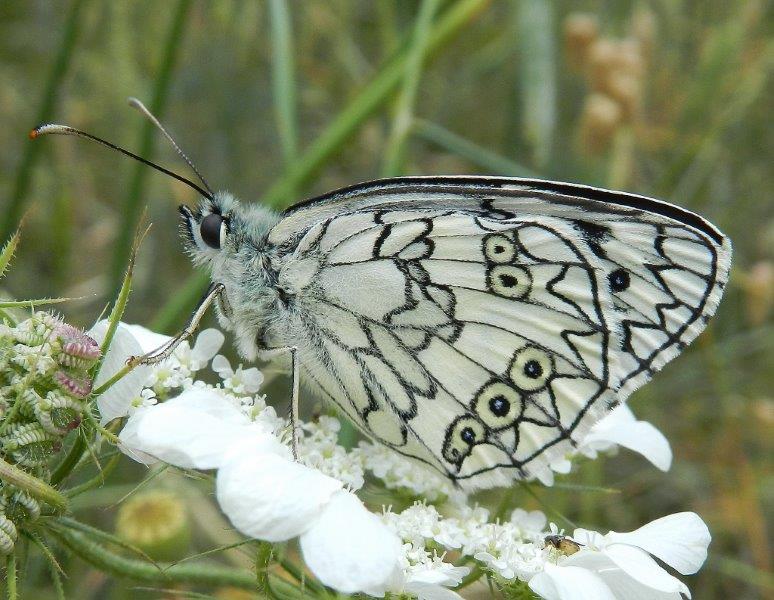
left=272, top=177, right=731, bottom=488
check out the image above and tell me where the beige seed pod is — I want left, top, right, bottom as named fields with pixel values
left=579, top=93, right=623, bottom=154
left=614, top=38, right=646, bottom=79
left=588, top=38, right=645, bottom=95
left=605, top=71, right=643, bottom=121
left=742, top=261, right=774, bottom=326
left=564, top=13, right=600, bottom=69
left=587, top=39, right=620, bottom=92
left=631, top=8, right=657, bottom=58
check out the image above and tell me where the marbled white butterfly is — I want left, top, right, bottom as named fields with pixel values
left=32, top=102, right=731, bottom=490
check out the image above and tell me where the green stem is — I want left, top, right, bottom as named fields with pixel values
left=51, top=526, right=258, bottom=590
left=107, top=0, right=192, bottom=299
left=5, top=552, right=16, bottom=600
left=1, top=0, right=87, bottom=241
left=0, top=457, right=68, bottom=513
left=0, top=232, right=21, bottom=281
left=381, top=0, right=443, bottom=176
left=53, top=229, right=142, bottom=486
left=64, top=452, right=121, bottom=498
left=93, top=224, right=143, bottom=383
left=256, top=541, right=272, bottom=596
left=50, top=435, right=85, bottom=486
left=0, top=298, right=71, bottom=309
left=458, top=564, right=484, bottom=589
left=278, top=556, right=325, bottom=595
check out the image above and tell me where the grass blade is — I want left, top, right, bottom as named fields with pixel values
left=260, top=0, right=492, bottom=208
left=381, top=0, right=443, bottom=176
left=414, top=119, right=538, bottom=176
left=152, top=0, right=492, bottom=330
left=516, top=0, right=556, bottom=169
left=1, top=0, right=87, bottom=242
left=268, top=0, right=299, bottom=169
left=107, top=0, right=192, bottom=300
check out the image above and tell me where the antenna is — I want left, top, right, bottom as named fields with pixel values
left=29, top=124, right=214, bottom=200
left=127, top=97, right=214, bottom=197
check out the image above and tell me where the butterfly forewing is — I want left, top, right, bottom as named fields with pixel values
left=271, top=177, right=731, bottom=489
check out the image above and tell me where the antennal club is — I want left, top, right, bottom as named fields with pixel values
left=29, top=124, right=214, bottom=200
left=128, top=97, right=214, bottom=197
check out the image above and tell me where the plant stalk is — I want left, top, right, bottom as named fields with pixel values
left=0, top=457, right=69, bottom=513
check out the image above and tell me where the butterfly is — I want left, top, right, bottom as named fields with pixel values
left=32, top=105, right=732, bottom=490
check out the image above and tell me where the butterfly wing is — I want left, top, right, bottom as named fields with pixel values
left=270, top=177, right=731, bottom=488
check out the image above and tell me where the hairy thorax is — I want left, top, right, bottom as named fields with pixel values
left=212, top=244, right=289, bottom=361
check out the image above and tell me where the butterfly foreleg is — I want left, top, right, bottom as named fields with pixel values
left=258, top=345, right=301, bottom=460
left=129, top=282, right=226, bottom=367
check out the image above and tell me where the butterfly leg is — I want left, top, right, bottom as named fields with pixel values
left=258, top=345, right=301, bottom=460
left=128, top=282, right=225, bottom=367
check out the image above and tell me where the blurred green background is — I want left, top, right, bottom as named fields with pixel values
left=0, top=1, right=771, bottom=598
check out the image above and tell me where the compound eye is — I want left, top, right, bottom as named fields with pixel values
left=200, top=213, right=226, bottom=249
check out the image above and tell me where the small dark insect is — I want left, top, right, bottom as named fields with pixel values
left=544, top=534, right=583, bottom=555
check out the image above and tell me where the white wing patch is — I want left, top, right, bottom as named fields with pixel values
left=271, top=178, right=731, bottom=489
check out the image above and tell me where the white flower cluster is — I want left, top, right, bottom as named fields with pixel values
left=382, top=502, right=709, bottom=599
left=90, top=322, right=709, bottom=599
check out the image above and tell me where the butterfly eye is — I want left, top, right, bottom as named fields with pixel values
left=200, top=213, right=227, bottom=249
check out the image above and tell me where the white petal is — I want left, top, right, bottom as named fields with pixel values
left=300, top=490, right=403, bottom=595
left=121, top=388, right=264, bottom=469
left=528, top=563, right=616, bottom=600
left=212, top=354, right=233, bottom=376
left=239, top=367, right=264, bottom=393
left=605, top=512, right=710, bottom=575
left=407, top=565, right=469, bottom=587
left=217, top=453, right=342, bottom=542
left=89, top=322, right=150, bottom=424
left=594, top=403, right=637, bottom=427
left=116, top=406, right=159, bottom=464
left=551, top=458, right=572, bottom=474
left=404, top=581, right=464, bottom=600
left=563, top=552, right=685, bottom=600
left=583, top=416, right=672, bottom=471
left=122, top=323, right=173, bottom=353
left=190, top=328, right=225, bottom=363
left=535, top=467, right=555, bottom=486
left=603, top=544, right=690, bottom=595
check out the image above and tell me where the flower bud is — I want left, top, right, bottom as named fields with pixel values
left=1, top=422, right=62, bottom=468
left=52, top=322, right=100, bottom=369
left=115, top=490, right=191, bottom=561
left=0, top=512, right=17, bottom=555
left=35, top=391, right=86, bottom=435
left=0, top=489, right=40, bottom=523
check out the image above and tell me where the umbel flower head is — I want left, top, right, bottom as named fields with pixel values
left=98, top=322, right=711, bottom=599
left=115, top=490, right=191, bottom=561
left=0, top=311, right=100, bottom=554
